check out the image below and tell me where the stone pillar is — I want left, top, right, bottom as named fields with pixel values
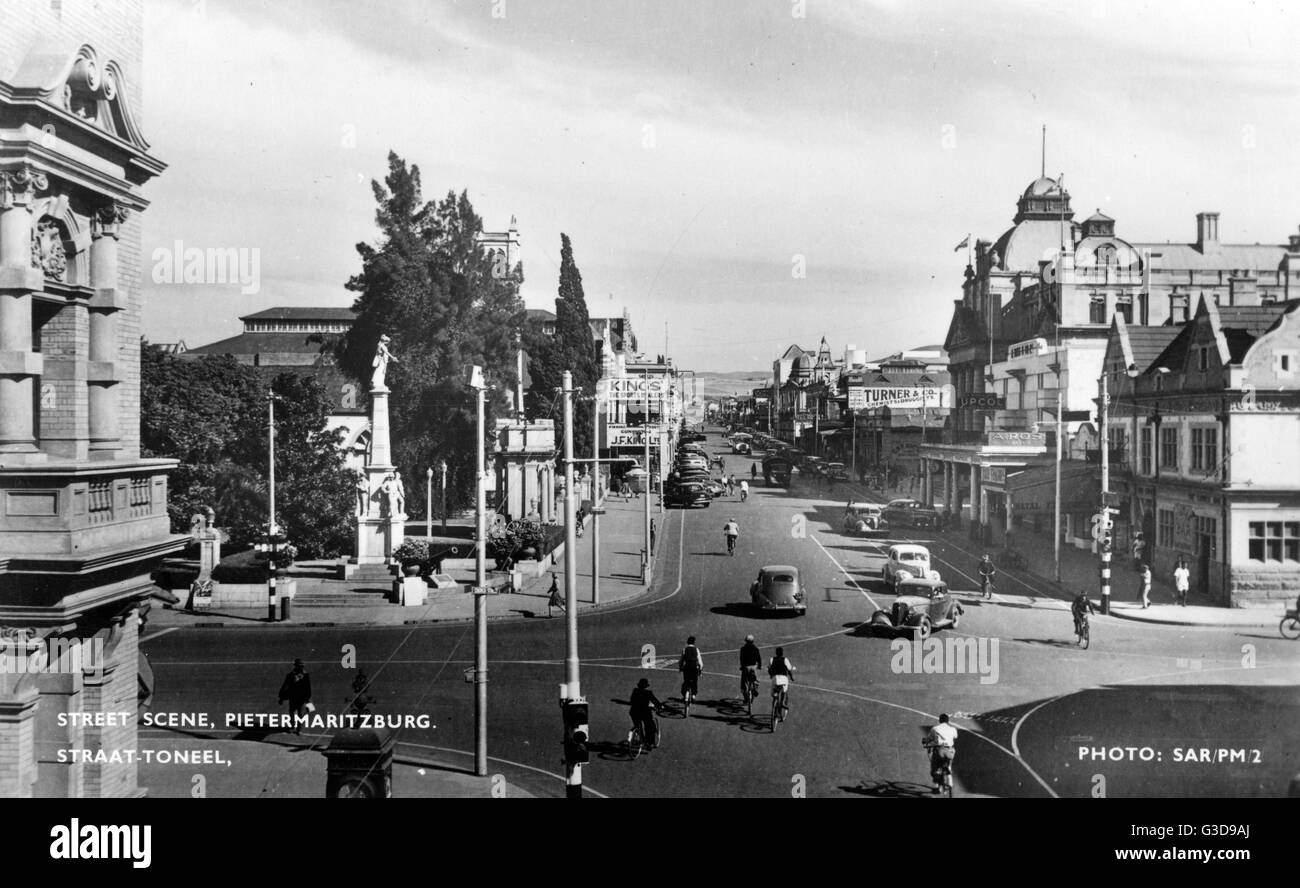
left=0, top=166, right=47, bottom=458
left=354, top=384, right=402, bottom=565
left=0, top=678, right=39, bottom=798
left=920, top=458, right=930, bottom=505
left=969, top=463, right=978, bottom=524
left=944, top=461, right=954, bottom=513
left=88, top=203, right=128, bottom=458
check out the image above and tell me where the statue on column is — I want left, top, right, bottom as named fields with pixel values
left=371, top=334, right=398, bottom=389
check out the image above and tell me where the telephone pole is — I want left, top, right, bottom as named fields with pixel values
left=267, top=391, right=278, bottom=623
left=591, top=393, right=601, bottom=604
left=471, top=369, right=488, bottom=775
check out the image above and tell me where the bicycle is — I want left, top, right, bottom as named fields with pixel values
left=740, top=667, right=759, bottom=716
left=680, top=671, right=699, bottom=718
left=626, top=710, right=661, bottom=759
left=923, top=742, right=954, bottom=797
left=740, top=488, right=748, bottom=503
left=980, top=577, right=995, bottom=600
left=1075, top=612, right=1091, bottom=649
left=726, top=534, right=737, bottom=556
left=1282, top=610, right=1300, bottom=640
left=770, top=676, right=790, bottom=731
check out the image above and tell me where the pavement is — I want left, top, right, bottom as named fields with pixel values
left=826, top=475, right=1280, bottom=628
left=147, top=492, right=664, bottom=630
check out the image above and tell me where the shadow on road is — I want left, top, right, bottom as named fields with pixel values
left=1012, top=637, right=1082, bottom=648
left=841, top=779, right=934, bottom=798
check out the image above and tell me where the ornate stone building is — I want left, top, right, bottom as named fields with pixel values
left=0, top=0, right=183, bottom=797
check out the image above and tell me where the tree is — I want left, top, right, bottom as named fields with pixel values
left=527, top=233, right=600, bottom=455
left=141, top=343, right=358, bottom=557
left=338, top=151, right=525, bottom=512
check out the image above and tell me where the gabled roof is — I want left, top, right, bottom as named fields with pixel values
left=779, top=344, right=808, bottom=361
left=943, top=302, right=986, bottom=352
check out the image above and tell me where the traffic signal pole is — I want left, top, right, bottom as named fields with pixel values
left=561, top=371, right=584, bottom=797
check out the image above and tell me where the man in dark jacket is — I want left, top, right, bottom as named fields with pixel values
left=629, top=678, right=662, bottom=748
left=278, top=658, right=312, bottom=735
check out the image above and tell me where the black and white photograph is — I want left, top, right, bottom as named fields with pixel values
left=0, top=0, right=1296, bottom=858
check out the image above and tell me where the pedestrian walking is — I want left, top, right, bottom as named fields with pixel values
left=277, top=658, right=313, bottom=735
left=547, top=573, right=565, bottom=618
left=650, top=519, right=657, bottom=553
left=1138, top=562, right=1152, bottom=608
left=750, top=463, right=758, bottom=482
left=1131, top=532, right=1146, bottom=572
left=1173, top=558, right=1190, bottom=607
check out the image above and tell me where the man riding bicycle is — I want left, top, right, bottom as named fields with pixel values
left=739, top=479, right=749, bottom=502
left=923, top=713, right=958, bottom=794
left=679, top=636, right=704, bottom=700
left=1071, top=591, right=1096, bottom=642
left=629, top=677, right=663, bottom=749
left=768, top=646, right=795, bottom=711
left=738, top=634, right=762, bottom=701
left=723, top=519, right=740, bottom=555
left=978, top=554, right=996, bottom=600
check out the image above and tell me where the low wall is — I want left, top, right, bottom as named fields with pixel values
left=208, top=579, right=297, bottom=607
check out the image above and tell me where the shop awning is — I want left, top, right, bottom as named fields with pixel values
left=1004, top=463, right=1098, bottom=514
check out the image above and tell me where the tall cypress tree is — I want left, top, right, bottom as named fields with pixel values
left=553, top=233, right=600, bottom=457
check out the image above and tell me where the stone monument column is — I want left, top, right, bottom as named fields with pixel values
left=0, top=166, right=47, bottom=459
left=355, top=336, right=405, bottom=565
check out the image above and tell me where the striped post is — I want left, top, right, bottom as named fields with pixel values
left=1099, top=537, right=1112, bottom=615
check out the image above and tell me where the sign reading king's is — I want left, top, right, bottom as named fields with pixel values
left=848, top=386, right=949, bottom=411
left=601, top=377, right=670, bottom=401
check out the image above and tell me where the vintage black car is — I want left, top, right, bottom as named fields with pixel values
left=882, top=498, right=939, bottom=529
left=750, top=565, right=807, bottom=616
left=666, top=480, right=711, bottom=508
left=868, top=577, right=963, bottom=639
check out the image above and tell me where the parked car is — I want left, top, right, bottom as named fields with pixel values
left=750, top=565, right=807, bottom=616
left=762, top=454, right=793, bottom=486
left=882, top=498, right=939, bottom=529
left=843, top=502, right=887, bottom=535
left=666, top=480, right=711, bottom=508
left=881, top=543, right=937, bottom=590
left=703, top=478, right=726, bottom=497
left=825, top=462, right=849, bottom=480
left=868, top=577, right=962, bottom=639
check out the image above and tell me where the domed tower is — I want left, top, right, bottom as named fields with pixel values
left=791, top=352, right=814, bottom=384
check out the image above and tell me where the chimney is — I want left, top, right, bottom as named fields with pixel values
left=1196, top=212, right=1220, bottom=253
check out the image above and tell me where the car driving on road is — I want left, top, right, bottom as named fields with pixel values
left=750, top=565, right=807, bottom=616
left=843, top=502, right=887, bottom=536
left=881, top=543, right=936, bottom=591
left=868, top=577, right=963, bottom=639
left=882, top=498, right=939, bottom=529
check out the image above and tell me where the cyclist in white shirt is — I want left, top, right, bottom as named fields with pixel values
left=924, top=713, right=958, bottom=794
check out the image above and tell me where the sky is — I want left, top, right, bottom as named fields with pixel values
left=139, top=0, right=1300, bottom=371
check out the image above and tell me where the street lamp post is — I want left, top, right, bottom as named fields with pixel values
left=267, top=390, right=278, bottom=623
left=561, top=370, right=584, bottom=798
left=425, top=467, right=433, bottom=539
left=591, top=393, right=601, bottom=605
left=439, top=459, right=448, bottom=537
left=468, top=366, right=488, bottom=776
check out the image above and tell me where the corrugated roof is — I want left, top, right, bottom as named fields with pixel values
left=1130, top=242, right=1286, bottom=271
left=1217, top=302, right=1299, bottom=337
left=240, top=306, right=356, bottom=321
left=1125, top=327, right=1180, bottom=371
left=186, top=331, right=331, bottom=356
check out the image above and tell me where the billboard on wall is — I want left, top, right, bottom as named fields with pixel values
left=605, top=424, right=648, bottom=447
left=848, top=385, right=951, bottom=411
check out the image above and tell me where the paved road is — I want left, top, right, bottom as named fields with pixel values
left=141, top=430, right=1300, bottom=797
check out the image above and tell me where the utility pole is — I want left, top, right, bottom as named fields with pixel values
left=560, top=369, right=585, bottom=798
left=643, top=367, right=652, bottom=583
left=470, top=367, right=488, bottom=776
left=1054, top=385, right=1062, bottom=583
left=1099, top=372, right=1113, bottom=614
left=267, top=391, right=278, bottom=623
left=591, top=392, right=601, bottom=604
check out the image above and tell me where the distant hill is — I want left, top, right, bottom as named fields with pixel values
left=687, top=371, right=771, bottom=401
